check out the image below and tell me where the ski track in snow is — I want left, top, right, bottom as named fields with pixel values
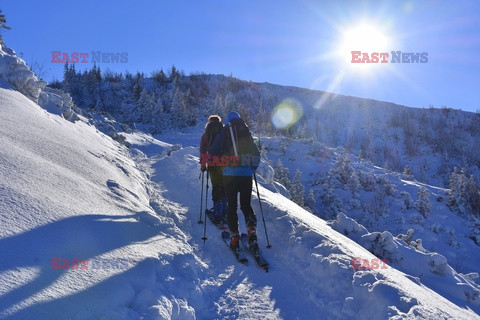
left=1, top=83, right=480, bottom=319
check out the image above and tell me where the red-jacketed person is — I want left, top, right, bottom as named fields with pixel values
left=200, top=115, right=227, bottom=224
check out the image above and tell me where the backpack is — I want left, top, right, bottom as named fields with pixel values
left=205, top=121, right=223, bottom=151
left=225, top=118, right=260, bottom=167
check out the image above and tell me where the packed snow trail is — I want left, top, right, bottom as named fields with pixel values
left=0, top=83, right=479, bottom=319
left=129, top=135, right=480, bottom=319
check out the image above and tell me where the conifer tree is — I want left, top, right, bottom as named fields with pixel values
left=274, top=159, right=290, bottom=189
left=289, top=169, right=305, bottom=207
left=416, top=186, right=431, bottom=218
left=0, top=9, right=10, bottom=45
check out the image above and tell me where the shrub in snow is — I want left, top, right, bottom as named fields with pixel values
left=308, top=140, right=329, bottom=157
left=335, top=152, right=355, bottom=185
left=397, top=230, right=427, bottom=252
left=357, top=169, right=376, bottom=192
left=111, top=132, right=127, bottom=145
left=166, top=144, right=182, bottom=156
left=415, top=186, right=431, bottom=218
left=403, top=164, right=414, bottom=180
left=365, top=185, right=393, bottom=218
left=397, top=229, right=415, bottom=243
left=0, top=43, right=46, bottom=102
left=330, top=212, right=368, bottom=240
left=430, top=223, right=444, bottom=234
left=376, top=174, right=397, bottom=196
left=407, top=212, right=425, bottom=225
left=446, top=228, right=460, bottom=248
left=320, top=183, right=344, bottom=219
left=409, top=239, right=426, bottom=252
left=360, top=231, right=398, bottom=262
left=400, top=191, right=414, bottom=212
left=280, top=139, right=287, bottom=155
left=346, top=171, right=361, bottom=197
left=256, top=158, right=275, bottom=184
left=38, top=87, right=78, bottom=121
left=429, top=253, right=449, bottom=276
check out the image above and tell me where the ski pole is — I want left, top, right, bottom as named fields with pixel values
left=254, top=172, right=271, bottom=248
left=202, top=169, right=209, bottom=242
left=198, top=171, right=204, bottom=224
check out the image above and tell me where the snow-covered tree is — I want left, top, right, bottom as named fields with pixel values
left=335, top=152, right=355, bottom=186
left=450, top=168, right=480, bottom=216
left=400, top=191, right=413, bottom=212
left=357, top=169, right=376, bottom=192
left=131, top=72, right=144, bottom=102
left=403, top=165, right=413, bottom=180
left=135, top=89, right=156, bottom=123
left=306, top=188, right=316, bottom=209
left=465, top=174, right=480, bottom=216
left=168, top=65, right=180, bottom=82
left=152, top=98, right=165, bottom=133
left=289, top=169, right=305, bottom=207
left=448, top=167, right=465, bottom=212
left=366, top=185, right=391, bottom=218
left=280, top=139, right=287, bottom=155
left=346, top=171, right=361, bottom=197
left=152, top=69, right=167, bottom=85
left=320, top=177, right=343, bottom=219
left=415, top=186, right=431, bottom=218
left=274, top=159, right=290, bottom=189
left=170, top=87, right=192, bottom=128
left=377, top=174, right=397, bottom=197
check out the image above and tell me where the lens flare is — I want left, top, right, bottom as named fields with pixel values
left=271, top=98, right=303, bottom=129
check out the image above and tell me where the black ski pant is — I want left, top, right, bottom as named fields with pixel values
left=223, top=175, right=257, bottom=235
left=209, top=166, right=224, bottom=203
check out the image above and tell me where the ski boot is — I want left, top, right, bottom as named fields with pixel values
left=230, top=232, right=240, bottom=252
left=247, top=225, right=258, bottom=250
left=212, top=201, right=224, bottom=225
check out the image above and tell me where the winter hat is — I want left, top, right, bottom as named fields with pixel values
left=205, top=115, right=221, bottom=129
left=226, top=111, right=240, bottom=124
left=208, top=115, right=221, bottom=123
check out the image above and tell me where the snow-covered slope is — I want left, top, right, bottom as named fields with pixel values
left=1, top=47, right=479, bottom=319
left=258, top=136, right=480, bottom=305
left=0, top=83, right=194, bottom=319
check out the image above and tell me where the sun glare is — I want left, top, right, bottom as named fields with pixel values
left=337, top=22, right=391, bottom=72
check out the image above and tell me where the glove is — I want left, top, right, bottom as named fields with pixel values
left=201, top=166, right=207, bottom=172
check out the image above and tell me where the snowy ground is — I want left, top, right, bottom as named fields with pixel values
left=1, top=82, right=480, bottom=319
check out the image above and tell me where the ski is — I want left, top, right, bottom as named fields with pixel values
left=222, top=231, right=248, bottom=264
left=240, top=233, right=269, bottom=272
left=205, top=209, right=227, bottom=230
left=205, top=209, right=248, bottom=265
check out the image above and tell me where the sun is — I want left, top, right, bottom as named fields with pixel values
left=337, top=22, right=392, bottom=72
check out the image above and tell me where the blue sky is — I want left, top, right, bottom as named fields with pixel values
left=2, top=0, right=480, bottom=112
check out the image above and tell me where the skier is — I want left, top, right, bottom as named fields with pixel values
left=200, top=115, right=227, bottom=224
left=210, top=111, right=260, bottom=251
